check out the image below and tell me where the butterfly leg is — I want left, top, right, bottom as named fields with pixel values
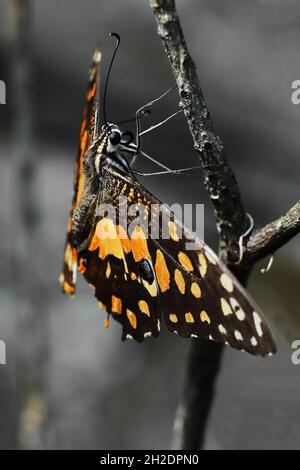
left=136, top=150, right=173, bottom=172
left=139, top=109, right=182, bottom=138
left=129, top=149, right=202, bottom=176
left=130, top=166, right=202, bottom=177
left=132, top=86, right=176, bottom=166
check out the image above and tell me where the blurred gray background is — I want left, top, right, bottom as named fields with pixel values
left=1, top=0, right=300, bottom=450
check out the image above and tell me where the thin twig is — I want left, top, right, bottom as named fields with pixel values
left=243, top=200, right=300, bottom=265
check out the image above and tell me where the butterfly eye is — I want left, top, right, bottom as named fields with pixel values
left=109, top=131, right=121, bottom=145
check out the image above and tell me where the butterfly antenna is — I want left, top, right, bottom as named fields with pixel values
left=103, top=32, right=121, bottom=126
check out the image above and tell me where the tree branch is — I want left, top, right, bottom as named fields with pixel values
left=149, top=0, right=249, bottom=262
left=172, top=341, right=224, bottom=450
left=243, top=200, right=300, bottom=265
left=150, top=0, right=252, bottom=451
left=150, top=0, right=300, bottom=452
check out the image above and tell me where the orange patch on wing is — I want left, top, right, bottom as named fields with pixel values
left=126, top=309, right=137, bottom=329
left=76, top=130, right=88, bottom=204
left=169, top=313, right=178, bottom=323
left=131, top=272, right=137, bottom=280
left=191, top=282, right=201, bottom=298
left=63, top=281, right=75, bottom=295
left=72, top=247, right=78, bottom=261
left=87, top=82, right=96, bottom=101
left=80, top=117, right=87, bottom=137
left=200, top=310, right=211, bottom=324
left=105, top=318, right=110, bottom=329
left=64, top=243, right=72, bottom=269
left=174, top=269, right=185, bottom=294
left=80, top=129, right=88, bottom=159
left=89, top=219, right=128, bottom=272
left=116, top=225, right=131, bottom=254
left=155, top=249, right=170, bottom=292
left=98, top=301, right=105, bottom=309
left=78, top=258, right=86, bottom=273
left=168, top=221, right=179, bottom=242
left=185, top=312, right=195, bottom=323
left=130, top=226, right=150, bottom=262
left=67, top=217, right=72, bottom=232
left=64, top=243, right=77, bottom=271
left=138, top=300, right=150, bottom=317
left=106, top=262, right=111, bottom=278
left=198, top=253, right=207, bottom=277
left=111, top=295, right=122, bottom=314
left=178, top=252, right=194, bottom=272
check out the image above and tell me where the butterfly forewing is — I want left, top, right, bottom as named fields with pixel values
left=60, top=48, right=101, bottom=295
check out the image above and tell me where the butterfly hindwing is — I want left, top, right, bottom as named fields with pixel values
left=78, top=217, right=161, bottom=341
left=60, top=48, right=101, bottom=295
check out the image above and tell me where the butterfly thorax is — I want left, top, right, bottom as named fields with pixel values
left=72, top=123, right=135, bottom=247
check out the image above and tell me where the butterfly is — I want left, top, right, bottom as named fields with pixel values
left=60, top=34, right=276, bottom=357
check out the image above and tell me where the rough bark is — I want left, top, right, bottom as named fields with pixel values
left=150, top=0, right=300, bottom=450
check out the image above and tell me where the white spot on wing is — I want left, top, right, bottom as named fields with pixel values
left=230, top=297, right=246, bottom=321
left=220, top=273, right=234, bottom=293
left=253, top=311, right=263, bottom=337
left=234, top=330, right=243, bottom=341
left=221, top=297, right=233, bottom=316
left=251, top=336, right=258, bottom=346
left=218, top=324, right=227, bottom=335
left=72, top=263, right=77, bottom=285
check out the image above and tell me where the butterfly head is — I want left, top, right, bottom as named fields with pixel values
left=101, top=123, right=137, bottom=157
left=102, top=123, right=122, bottom=154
